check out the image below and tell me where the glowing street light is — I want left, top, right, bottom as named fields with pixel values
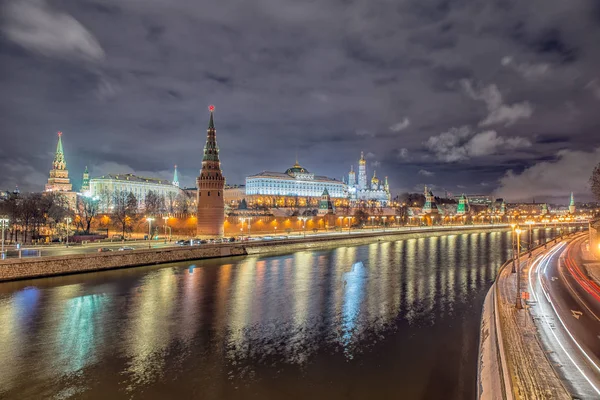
left=64, top=217, right=72, bottom=247
left=370, top=215, right=375, bottom=230
left=515, top=227, right=523, bottom=309
left=0, top=217, right=9, bottom=259
left=146, top=217, right=155, bottom=248
left=299, top=216, right=308, bottom=238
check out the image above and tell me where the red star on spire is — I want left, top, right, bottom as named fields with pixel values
left=57, top=131, right=63, bottom=137
left=208, top=105, right=215, bottom=112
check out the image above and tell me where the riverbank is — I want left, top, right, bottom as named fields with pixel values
left=0, top=225, right=510, bottom=282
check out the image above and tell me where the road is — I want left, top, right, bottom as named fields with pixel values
left=527, top=236, right=600, bottom=398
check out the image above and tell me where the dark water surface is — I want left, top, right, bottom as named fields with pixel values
left=0, top=229, right=569, bottom=399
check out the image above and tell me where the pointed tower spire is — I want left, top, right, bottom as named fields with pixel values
left=197, top=105, right=225, bottom=237
left=173, top=165, right=180, bottom=187
left=569, top=192, right=576, bottom=214
left=81, top=165, right=90, bottom=193
left=46, top=131, right=72, bottom=192
left=208, top=105, right=215, bottom=129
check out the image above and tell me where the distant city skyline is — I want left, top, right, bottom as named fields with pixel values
left=1, top=0, right=599, bottom=202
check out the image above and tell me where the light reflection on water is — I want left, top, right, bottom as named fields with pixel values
left=0, top=228, right=575, bottom=399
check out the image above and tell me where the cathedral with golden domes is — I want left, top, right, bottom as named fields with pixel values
left=346, top=152, right=391, bottom=206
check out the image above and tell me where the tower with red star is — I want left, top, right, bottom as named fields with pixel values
left=196, top=105, right=225, bottom=237
left=45, top=131, right=73, bottom=192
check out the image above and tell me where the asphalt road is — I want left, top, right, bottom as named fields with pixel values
left=528, top=236, right=600, bottom=398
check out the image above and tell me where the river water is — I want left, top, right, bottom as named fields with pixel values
left=0, top=228, right=571, bottom=399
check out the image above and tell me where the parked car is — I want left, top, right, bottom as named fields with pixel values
left=176, top=240, right=191, bottom=246
left=175, top=239, right=186, bottom=245
left=118, top=246, right=134, bottom=251
left=228, top=237, right=236, bottom=242
left=97, top=247, right=113, bottom=252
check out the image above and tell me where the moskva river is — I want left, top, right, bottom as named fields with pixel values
left=0, top=228, right=571, bottom=399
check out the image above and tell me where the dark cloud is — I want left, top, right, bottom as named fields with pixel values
left=1, top=0, right=599, bottom=202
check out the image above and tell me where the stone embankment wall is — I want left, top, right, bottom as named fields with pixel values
left=0, top=245, right=248, bottom=282
left=0, top=226, right=507, bottom=282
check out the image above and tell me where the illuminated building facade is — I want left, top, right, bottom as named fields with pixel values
left=90, top=173, right=181, bottom=211
left=245, top=160, right=347, bottom=207
left=196, top=105, right=225, bottom=237
left=346, top=152, right=390, bottom=206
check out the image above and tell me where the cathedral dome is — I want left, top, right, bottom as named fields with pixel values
left=285, top=161, right=309, bottom=175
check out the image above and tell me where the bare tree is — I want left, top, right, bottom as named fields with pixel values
left=165, top=192, right=177, bottom=214
left=591, top=163, right=600, bottom=202
left=112, top=190, right=138, bottom=239
left=175, top=191, right=192, bottom=214
left=77, top=195, right=99, bottom=234
left=144, top=190, right=163, bottom=216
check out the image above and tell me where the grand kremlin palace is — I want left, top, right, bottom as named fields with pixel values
left=244, top=161, right=349, bottom=207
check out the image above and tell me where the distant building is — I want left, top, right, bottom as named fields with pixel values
left=569, top=192, right=576, bottom=214
left=346, top=152, right=391, bottom=206
left=422, top=186, right=440, bottom=214
left=172, top=165, right=180, bottom=188
left=456, top=194, right=469, bottom=215
left=246, top=159, right=347, bottom=204
left=90, top=173, right=180, bottom=211
left=81, top=166, right=90, bottom=194
left=223, top=184, right=246, bottom=206
left=318, top=188, right=335, bottom=215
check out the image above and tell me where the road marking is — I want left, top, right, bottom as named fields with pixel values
left=551, top=277, right=558, bottom=281
left=571, top=310, right=583, bottom=319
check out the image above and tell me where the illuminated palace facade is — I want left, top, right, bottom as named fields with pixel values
left=346, top=152, right=391, bottom=206
left=245, top=161, right=349, bottom=207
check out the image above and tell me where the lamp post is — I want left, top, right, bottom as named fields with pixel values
left=162, top=216, right=169, bottom=241
left=515, top=227, right=523, bottom=309
left=347, top=216, right=352, bottom=235
left=525, top=220, right=534, bottom=250
left=0, top=217, right=8, bottom=259
left=510, top=223, right=517, bottom=273
left=146, top=217, right=154, bottom=248
left=299, top=217, right=308, bottom=238
left=370, top=215, right=375, bottom=230
left=64, top=217, right=72, bottom=247
left=382, top=216, right=387, bottom=232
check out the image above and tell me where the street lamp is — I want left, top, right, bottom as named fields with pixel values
left=382, top=216, right=387, bottom=232
left=510, top=223, right=517, bottom=273
left=370, top=215, right=375, bottom=230
left=515, top=227, right=523, bottom=309
left=0, top=217, right=9, bottom=259
left=64, top=217, right=72, bottom=247
left=525, top=220, right=534, bottom=251
left=299, top=216, right=308, bottom=238
left=146, top=217, right=154, bottom=248
left=162, top=216, right=170, bottom=242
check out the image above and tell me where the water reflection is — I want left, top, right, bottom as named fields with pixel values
left=0, top=227, right=577, bottom=399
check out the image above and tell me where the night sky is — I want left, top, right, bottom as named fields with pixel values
left=1, top=0, right=599, bottom=202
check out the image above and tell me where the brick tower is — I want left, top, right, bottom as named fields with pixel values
left=196, top=105, right=225, bottom=237
left=45, top=131, right=73, bottom=192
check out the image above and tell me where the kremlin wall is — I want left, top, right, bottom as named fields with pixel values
left=13, top=106, right=592, bottom=241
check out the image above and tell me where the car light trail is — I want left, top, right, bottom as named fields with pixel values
left=532, top=240, right=600, bottom=395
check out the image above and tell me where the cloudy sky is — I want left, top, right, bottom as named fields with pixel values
left=1, top=0, right=599, bottom=202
